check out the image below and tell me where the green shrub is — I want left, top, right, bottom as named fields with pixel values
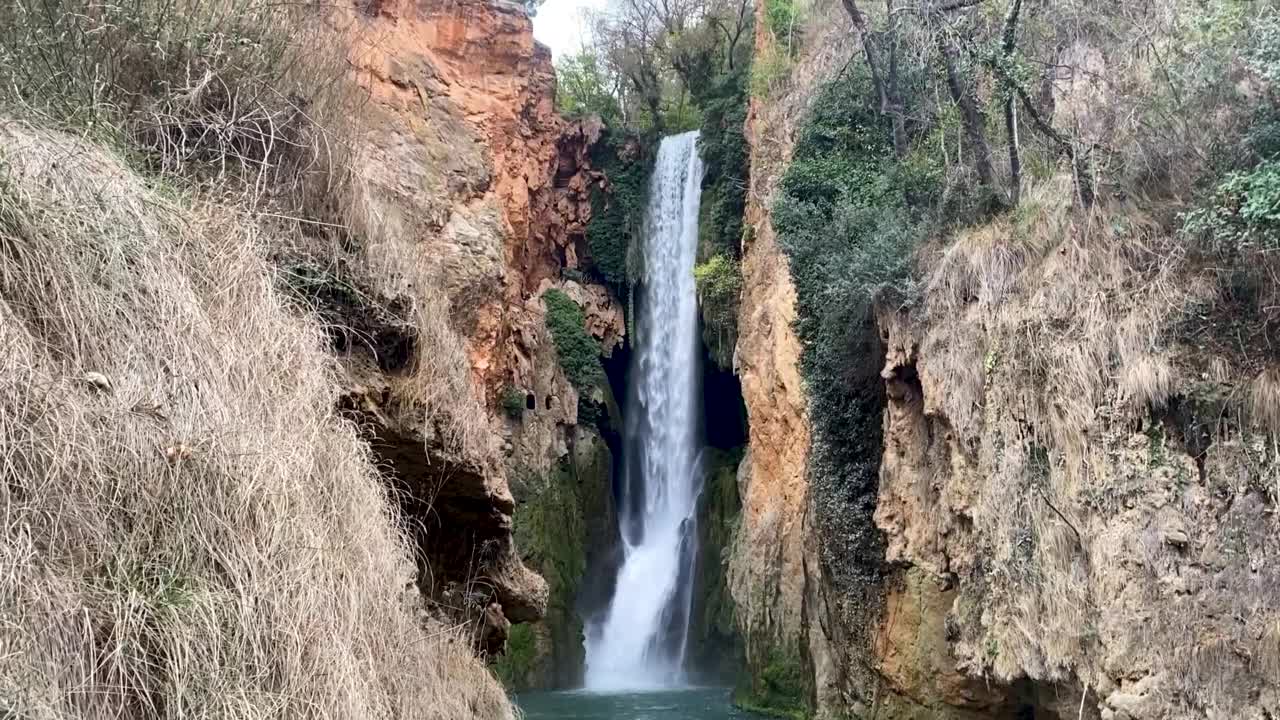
left=555, top=50, right=623, bottom=126
left=1184, top=160, right=1280, bottom=252
left=749, top=44, right=791, bottom=100
left=1182, top=10, right=1280, bottom=253
left=493, top=623, right=538, bottom=688
left=734, top=647, right=810, bottom=720
left=694, top=253, right=742, bottom=367
left=764, top=0, right=803, bottom=54
left=542, top=289, right=605, bottom=393
left=502, top=386, right=527, bottom=419
left=586, top=131, right=652, bottom=289
left=692, top=62, right=750, bottom=368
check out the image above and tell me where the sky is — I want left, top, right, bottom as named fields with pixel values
left=532, top=0, right=606, bottom=60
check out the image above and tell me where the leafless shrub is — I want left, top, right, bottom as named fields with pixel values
left=0, top=0, right=360, bottom=212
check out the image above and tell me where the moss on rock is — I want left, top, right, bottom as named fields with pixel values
left=734, top=647, right=811, bottom=720
left=497, top=428, right=615, bottom=690
left=688, top=447, right=745, bottom=681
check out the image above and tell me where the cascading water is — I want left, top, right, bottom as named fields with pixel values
left=584, top=131, right=705, bottom=691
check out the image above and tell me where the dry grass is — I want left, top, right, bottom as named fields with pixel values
left=1251, top=369, right=1280, bottom=436
left=0, top=0, right=356, bottom=207
left=907, top=173, right=1253, bottom=692
left=0, top=121, right=512, bottom=719
left=334, top=178, right=493, bottom=458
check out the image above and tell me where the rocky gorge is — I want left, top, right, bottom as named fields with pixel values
left=1, top=0, right=1277, bottom=718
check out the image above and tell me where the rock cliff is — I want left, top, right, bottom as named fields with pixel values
left=729, top=2, right=856, bottom=713
left=734, top=1, right=1280, bottom=719
left=336, top=0, right=622, bottom=659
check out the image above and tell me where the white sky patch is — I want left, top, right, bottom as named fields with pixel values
left=532, top=0, right=605, bottom=60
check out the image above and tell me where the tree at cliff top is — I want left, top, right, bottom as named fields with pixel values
left=556, top=50, right=624, bottom=127
left=568, top=0, right=752, bottom=364
left=575, top=0, right=752, bottom=133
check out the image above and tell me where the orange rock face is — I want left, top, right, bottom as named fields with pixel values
left=349, top=0, right=614, bottom=399
left=335, top=0, right=622, bottom=645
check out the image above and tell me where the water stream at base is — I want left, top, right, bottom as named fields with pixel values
left=583, top=131, right=706, bottom=690
left=517, top=688, right=753, bottom=720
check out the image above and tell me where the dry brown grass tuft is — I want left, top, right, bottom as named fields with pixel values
left=336, top=181, right=493, bottom=458
left=0, top=121, right=512, bottom=719
left=1251, top=369, right=1280, bottom=437
left=0, top=0, right=361, bottom=214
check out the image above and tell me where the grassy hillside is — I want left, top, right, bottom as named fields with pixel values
left=0, top=1, right=509, bottom=717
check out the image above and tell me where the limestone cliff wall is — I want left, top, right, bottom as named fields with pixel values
left=330, top=0, right=622, bottom=659
left=736, top=2, right=1280, bottom=719
left=873, top=201, right=1280, bottom=719
left=729, top=0, right=856, bottom=712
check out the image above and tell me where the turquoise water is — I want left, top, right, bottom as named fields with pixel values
left=515, top=687, right=756, bottom=720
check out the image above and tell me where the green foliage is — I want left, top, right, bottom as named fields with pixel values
left=542, top=289, right=605, bottom=393
left=694, top=254, right=743, bottom=308
left=692, top=448, right=743, bottom=665
left=749, top=44, right=791, bottom=100
left=501, top=386, right=527, bottom=419
left=555, top=50, right=623, bottom=126
left=1184, top=161, right=1280, bottom=252
left=734, top=647, right=810, bottom=720
left=694, top=254, right=742, bottom=367
left=1182, top=10, right=1280, bottom=254
left=773, top=73, right=928, bottom=591
left=503, top=461, right=587, bottom=690
left=500, top=438, right=614, bottom=690
left=692, top=62, right=750, bottom=368
left=585, top=131, right=652, bottom=289
left=493, top=623, right=538, bottom=688
left=764, top=0, right=802, bottom=54
left=695, top=67, right=751, bottom=259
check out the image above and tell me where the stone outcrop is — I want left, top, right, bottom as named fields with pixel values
left=325, top=0, right=622, bottom=654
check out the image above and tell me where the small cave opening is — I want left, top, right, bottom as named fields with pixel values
left=320, top=307, right=414, bottom=368
left=1005, top=678, right=1096, bottom=720
left=526, top=392, right=536, bottom=411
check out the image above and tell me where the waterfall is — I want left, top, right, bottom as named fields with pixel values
left=584, top=131, right=705, bottom=691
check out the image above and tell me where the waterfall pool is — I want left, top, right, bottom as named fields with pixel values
left=515, top=687, right=757, bottom=719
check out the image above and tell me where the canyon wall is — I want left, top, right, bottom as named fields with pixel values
left=729, top=2, right=853, bottom=713
left=339, top=0, right=622, bottom=678
left=734, top=1, right=1280, bottom=719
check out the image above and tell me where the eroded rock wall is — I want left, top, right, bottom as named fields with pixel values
left=323, top=0, right=622, bottom=664
left=729, top=1, right=857, bottom=713
left=737, top=2, right=1280, bottom=717
left=875, top=206, right=1280, bottom=719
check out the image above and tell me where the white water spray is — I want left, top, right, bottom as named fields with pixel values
left=584, top=131, right=705, bottom=690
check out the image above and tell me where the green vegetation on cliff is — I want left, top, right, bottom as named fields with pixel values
left=543, top=289, right=606, bottom=393
left=734, top=648, right=809, bottom=720
left=584, top=131, right=652, bottom=291
left=499, top=431, right=615, bottom=690
left=693, top=58, right=751, bottom=369
left=688, top=448, right=745, bottom=680
left=773, top=74, right=926, bottom=592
